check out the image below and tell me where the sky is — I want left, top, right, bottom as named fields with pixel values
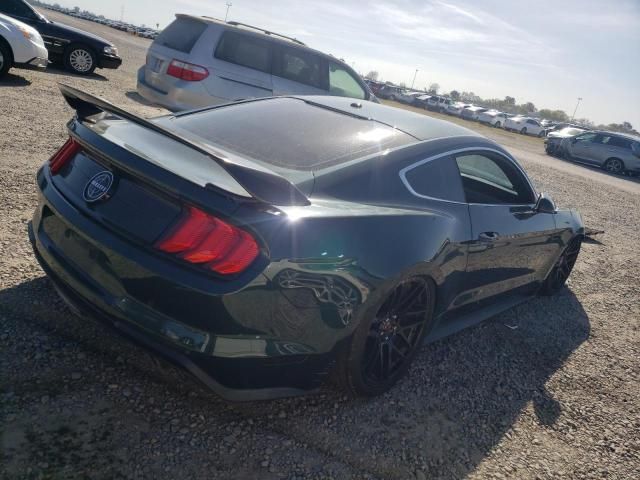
left=47, top=0, right=640, bottom=127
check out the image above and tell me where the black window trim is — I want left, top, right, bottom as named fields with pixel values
left=399, top=146, right=537, bottom=206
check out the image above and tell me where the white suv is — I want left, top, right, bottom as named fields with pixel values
left=138, top=15, right=375, bottom=111
left=0, top=12, right=47, bottom=78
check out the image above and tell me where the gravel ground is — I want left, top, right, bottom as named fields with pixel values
left=1, top=10, right=639, bottom=480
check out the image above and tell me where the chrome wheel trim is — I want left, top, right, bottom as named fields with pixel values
left=69, top=49, right=93, bottom=72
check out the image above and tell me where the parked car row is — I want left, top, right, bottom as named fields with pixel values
left=44, top=4, right=161, bottom=39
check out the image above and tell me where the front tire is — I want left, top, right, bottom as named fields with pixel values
left=539, top=237, right=581, bottom=296
left=520, top=127, right=527, bottom=135
left=0, top=40, right=13, bottom=78
left=495, top=121, right=501, bottom=128
left=334, top=276, right=435, bottom=397
left=603, top=157, right=624, bottom=175
left=64, top=45, right=97, bottom=75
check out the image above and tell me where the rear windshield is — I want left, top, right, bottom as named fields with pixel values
left=168, top=98, right=414, bottom=171
left=155, top=17, right=207, bottom=53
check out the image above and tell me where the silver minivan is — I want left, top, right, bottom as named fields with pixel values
left=137, top=15, right=375, bottom=111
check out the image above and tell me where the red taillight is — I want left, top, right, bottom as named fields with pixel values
left=156, top=206, right=259, bottom=275
left=49, top=138, right=81, bottom=175
left=166, top=59, right=209, bottom=81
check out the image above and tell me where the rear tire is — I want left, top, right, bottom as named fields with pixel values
left=64, top=44, right=97, bottom=75
left=603, top=157, right=624, bottom=175
left=520, top=127, right=527, bottom=135
left=0, top=40, right=13, bottom=78
left=539, top=237, right=581, bottom=296
left=495, top=121, right=501, bottom=128
left=334, top=276, right=435, bottom=397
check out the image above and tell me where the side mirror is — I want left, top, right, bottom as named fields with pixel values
left=535, top=193, right=557, bottom=214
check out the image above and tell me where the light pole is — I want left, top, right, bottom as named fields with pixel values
left=411, top=69, right=418, bottom=89
left=225, top=2, right=233, bottom=22
left=571, top=97, right=582, bottom=121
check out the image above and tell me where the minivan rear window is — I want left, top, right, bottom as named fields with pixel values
left=155, top=17, right=207, bottom=53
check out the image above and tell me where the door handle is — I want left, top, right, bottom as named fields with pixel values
left=478, top=231, right=499, bottom=241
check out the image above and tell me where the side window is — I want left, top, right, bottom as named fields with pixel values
left=214, top=32, right=272, bottom=73
left=575, top=132, right=598, bottom=143
left=0, top=0, right=36, bottom=18
left=329, top=62, right=366, bottom=99
left=274, top=47, right=325, bottom=89
left=607, top=136, right=632, bottom=149
left=403, top=155, right=465, bottom=203
left=455, top=152, right=535, bottom=205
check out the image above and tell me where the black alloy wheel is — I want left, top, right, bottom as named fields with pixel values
left=540, top=237, right=581, bottom=295
left=604, top=158, right=624, bottom=175
left=335, top=276, right=435, bottom=396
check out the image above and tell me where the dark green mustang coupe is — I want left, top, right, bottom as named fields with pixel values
left=29, top=85, right=584, bottom=400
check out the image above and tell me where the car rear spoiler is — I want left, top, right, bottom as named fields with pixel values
left=58, top=84, right=310, bottom=206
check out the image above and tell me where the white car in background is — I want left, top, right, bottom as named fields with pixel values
left=478, top=110, right=509, bottom=128
left=504, top=116, right=547, bottom=137
left=0, top=12, right=47, bottom=78
left=446, top=101, right=471, bottom=116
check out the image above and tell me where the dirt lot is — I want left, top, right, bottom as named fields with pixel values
left=1, top=10, right=639, bottom=480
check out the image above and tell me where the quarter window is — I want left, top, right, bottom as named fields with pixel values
left=275, top=47, right=324, bottom=89
left=329, top=62, right=366, bottom=99
left=455, top=152, right=535, bottom=205
left=215, top=32, right=272, bottom=73
left=403, top=155, right=465, bottom=203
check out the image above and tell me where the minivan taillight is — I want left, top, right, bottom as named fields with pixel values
left=166, top=59, right=209, bottom=81
left=156, top=206, right=259, bottom=275
left=49, top=138, right=81, bottom=175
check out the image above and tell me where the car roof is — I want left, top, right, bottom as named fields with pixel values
left=295, top=96, right=481, bottom=141
left=594, top=130, right=640, bottom=141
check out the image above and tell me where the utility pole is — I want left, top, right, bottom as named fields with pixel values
left=120, top=5, right=124, bottom=22
left=571, top=97, right=583, bottom=121
left=225, top=2, right=233, bottom=22
left=411, top=69, right=418, bottom=89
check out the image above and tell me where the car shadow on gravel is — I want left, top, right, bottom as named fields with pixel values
left=0, top=277, right=590, bottom=479
left=0, top=73, right=32, bottom=87
left=125, top=90, right=157, bottom=107
left=43, top=65, right=108, bottom=81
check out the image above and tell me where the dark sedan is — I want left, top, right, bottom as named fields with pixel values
left=0, top=0, right=121, bottom=74
left=30, top=85, right=584, bottom=400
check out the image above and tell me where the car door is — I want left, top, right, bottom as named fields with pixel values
left=271, top=44, right=328, bottom=96
left=454, top=150, right=560, bottom=305
left=568, top=132, right=600, bottom=163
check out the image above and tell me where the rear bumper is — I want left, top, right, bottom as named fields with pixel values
left=29, top=168, right=340, bottom=400
left=136, top=66, right=225, bottom=112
